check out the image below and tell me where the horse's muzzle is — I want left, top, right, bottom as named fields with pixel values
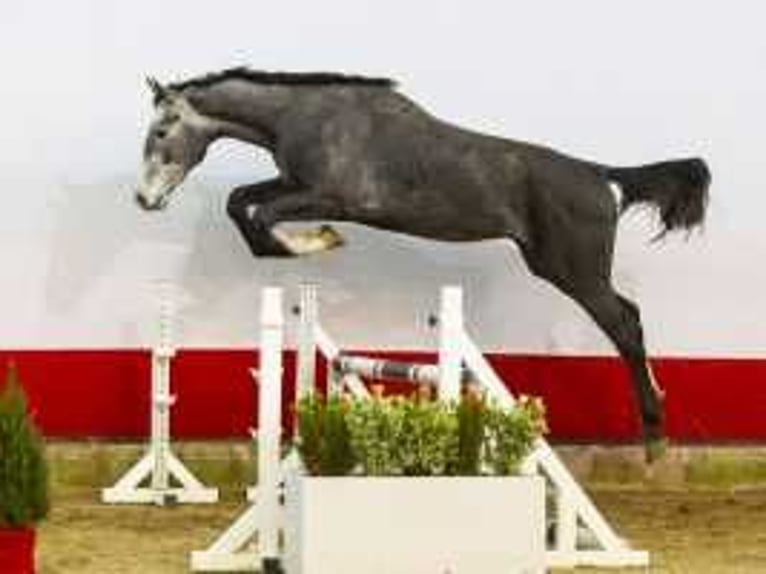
left=135, top=192, right=163, bottom=211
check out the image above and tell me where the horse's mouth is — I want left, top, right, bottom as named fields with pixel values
left=135, top=192, right=168, bottom=211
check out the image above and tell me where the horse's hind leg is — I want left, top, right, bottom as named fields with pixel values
left=615, top=293, right=665, bottom=402
left=520, top=248, right=665, bottom=462
left=576, top=288, right=664, bottom=460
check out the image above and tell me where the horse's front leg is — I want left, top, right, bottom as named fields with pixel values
left=227, top=179, right=293, bottom=214
left=228, top=182, right=344, bottom=257
left=226, top=179, right=303, bottom=257
left=258, top=193, right=346, bottom=256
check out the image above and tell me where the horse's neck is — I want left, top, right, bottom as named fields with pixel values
left=187, top=81, right=295, bottom=150
left=214, top=117, right=274, bottom=150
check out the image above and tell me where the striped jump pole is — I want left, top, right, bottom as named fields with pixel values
left=301, top=284, right=466, bottom=402
left=332, top=355, right=441, bottom=386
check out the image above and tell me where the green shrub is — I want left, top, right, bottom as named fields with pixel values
left=293, top=388, right=547, bottom=478
left=0, top=362, right=50, bottom=527
left=394, top=397, right=457, bottom=476
left=345, top=394, right=402, bottom=476
left=295, top=393, right=356, bottom=476
left=485, top=396, right=547, bottom=475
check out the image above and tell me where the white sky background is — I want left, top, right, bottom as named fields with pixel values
left=0, top=1, right=764, bottom=354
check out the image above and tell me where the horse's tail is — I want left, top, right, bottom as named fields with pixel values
left=607, top=158, right=710, bottom=238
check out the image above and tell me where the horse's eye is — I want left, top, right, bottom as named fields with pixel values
left=155, top=128, right=168, bottom=140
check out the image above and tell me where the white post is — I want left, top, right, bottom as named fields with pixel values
left=191, top=287, right=288, bottom=572
left=151, top=289, right=175, bottom=492
left=258, top=287, right=284, bottom=570
left=439, top=286, right=463, bottom=401
left=555, top=486, right=578, bottom=561
left=297, top=283, right=318, bottom=398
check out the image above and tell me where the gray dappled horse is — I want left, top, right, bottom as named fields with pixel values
left=135, top=69, right=710, bottom=461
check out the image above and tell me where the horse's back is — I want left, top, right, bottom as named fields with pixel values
left=279, top=88, right=612, bottom=245
left=325, top=94, right=536, bottom=240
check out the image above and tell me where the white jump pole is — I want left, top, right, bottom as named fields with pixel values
left=438, top=285, right=464, bottom=401
left=102, top=282, right=218, bottom=506
left=258, top=287, right=285, bottom=573
left=296, top=283, right=318, bottom=397
left=191, top=287, right=286, bottom=573
left=151, top=292, right=174, bottom=492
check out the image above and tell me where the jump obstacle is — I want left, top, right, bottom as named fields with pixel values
left=102, top=284, right=218, bottom=506
left=190, top=284, right=649, bottom=572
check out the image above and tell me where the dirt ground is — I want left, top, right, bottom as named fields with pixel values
left=37, top=488, right=766, bottom=574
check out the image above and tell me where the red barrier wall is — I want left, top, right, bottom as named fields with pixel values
left=0, top=350, right=764, bottom=443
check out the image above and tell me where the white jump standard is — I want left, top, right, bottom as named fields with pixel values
left=102, top=288, right=218, bottom=506
left=191, top=284, right=649, bottom=571
left=191, top=287, right=286, bottom=572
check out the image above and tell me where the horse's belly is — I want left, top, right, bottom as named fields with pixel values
left=365, top=220, right=494, bottom=241
left=354, top=193, right=515, bottom=242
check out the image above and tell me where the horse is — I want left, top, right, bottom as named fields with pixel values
left=135, top=68, right=710, bottom=462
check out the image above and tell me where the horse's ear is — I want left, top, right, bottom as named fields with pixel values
left=146, top=76, right=169, bottom=104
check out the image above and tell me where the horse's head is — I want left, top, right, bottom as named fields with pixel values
left=135, top=78, right=214, bottom=211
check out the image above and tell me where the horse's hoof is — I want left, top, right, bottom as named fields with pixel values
left=272, top=226, right=345, bottom=255
left=644, top=435, right=668, bottom=464
left=318, top=224, right=345, bottom=249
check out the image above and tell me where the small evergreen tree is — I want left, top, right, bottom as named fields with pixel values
left=0, top=362, right=49, bottom=527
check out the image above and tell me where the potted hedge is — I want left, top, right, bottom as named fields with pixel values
left=285, top=386, right=548, bottom=574
left=0, top=363, right=49, bottom=574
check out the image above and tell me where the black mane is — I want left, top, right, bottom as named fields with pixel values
left=169, top=67, right=396, bottom=91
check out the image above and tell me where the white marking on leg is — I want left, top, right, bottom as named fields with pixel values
left=646, top=360, right=665, bottom=400
left=608, top=181, right=624, bottom=211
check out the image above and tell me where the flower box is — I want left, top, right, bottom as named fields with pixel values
left=0, top=527, right=36, bottom=574
left=285, top=474, right=545, bottom=574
